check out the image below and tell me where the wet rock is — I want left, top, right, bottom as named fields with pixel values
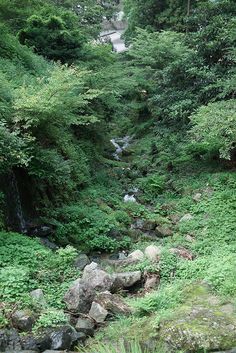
left=179, top=213, right=194, bottom=222
left=30, top=289, right=46, bottom=306
left=39, top=238, right=59, bottom=250
left=142, top=220, right=157, bottom=231
left=12, top=310, right=35, bottom=332
left=155, top=226, right=173, bottom=237
left=112, top=271, right=142, bottom=290
left=131, top=219, right=156, bottom=231
left=144, top=245, right=161, bottom=262
left=213, top=349, right=236, bottom=353
left=74, top=254, right=90, bottom=271
left=0, top=329, right=22, bottom=351
left=128, top=250, right=144, bottom=262
left=131, top=219, right=145, bottom=230
left=75, top=318, right=94, bottom=336
left=20, top=335, right=38, bottom=351
left=50, top=325, right=77, bottom=350
left=95, top=291, right=132, bottom=316
left=34, top=333, right=51, bottom=352
left=89, top=302, right=108, bottom=323
left=169, top=247, right=194, bottom=260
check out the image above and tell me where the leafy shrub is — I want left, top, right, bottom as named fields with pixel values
left=33, top=309, right=68, bottom=332
left=139, top=174, right=166, bottom=197
left=0, top=266, right=36, bottom=302
left=190, top=100, right=236, bottom=160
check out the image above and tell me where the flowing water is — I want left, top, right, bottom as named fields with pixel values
left=110, top=135, right=131, bottom=160
left=10, top=172, right=27, bottom=233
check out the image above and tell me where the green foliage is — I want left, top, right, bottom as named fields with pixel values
left=81, top=341, right=149, bottom=353
left=0, top=266, right=35, bottom=302
left=134, top=282, right=184, bottom=316
left=139, top=174, right=166, bottom=197
left=52, top=203, right=131, bottom=252
left=19, top=14, right=86, bottom=63
left=33, top=309, right=68, bottom=332
left=190, top=100, right=236, bottom=159
left=0, top=232, right=78, bottom=308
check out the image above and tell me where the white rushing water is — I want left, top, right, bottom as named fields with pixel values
left=100, top=10, right=128, bottom=53
left=110, top=135, right=131, bottom=160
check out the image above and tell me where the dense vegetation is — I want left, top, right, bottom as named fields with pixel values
left=0, top=0, right=236, bottom=352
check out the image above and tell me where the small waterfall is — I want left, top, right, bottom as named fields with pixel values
left=110, top=136, right=131, bottom=160
left=10, top=172, right=27, bottom=233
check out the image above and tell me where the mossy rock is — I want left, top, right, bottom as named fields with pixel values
left=158, top=283, right=236, bottom=352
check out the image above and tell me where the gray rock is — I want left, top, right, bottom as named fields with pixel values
left=64, top=279, right=94, bottom=313
left=0, top=329, right=22, bottom=351
left=169, top=247, right=194, bottom=260
left=75, top=318, right=94, bottom=336
left=50, top=325, right=77, bottom=350
left=39, top=237, right=58, bottom=250
left=82, top=262, right=114, bottom=292
left=89, top=302, right=108, bottom=323
left=158, top=284, right=236, bottom=352
left=95, top=291, right=132, bottom=316
left=20, top=335, right=38, bottom=351
left=12, top=310, right=35, bottom=332
left=179, top=213, right=194, bottom=222
left=144, top=245, right=161, bottom=262
left=5, top=351, right=37, bottom=353
left=74, top=254, right=90, bottom=271
left=65, top=263, right=114, bottom=313
left=127, top=250, right=144, bottom=262
left=144, top=275, right=160, bottom=291
left=193, top=192, right=202, bottom=202
left=30, top=289, right=46, bottom=306
left=112, top=271, right=142, bottom=290
left=155, top=225, right=173, bottom=237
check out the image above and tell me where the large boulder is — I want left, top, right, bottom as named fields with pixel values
left=64, top=279, right=94, bottom=313
left=89, top=302, right=108, bottom=323
left=82, top=262, right=113, bottom=292
left=127, top=250, right=144, bottom=262
left=112, top=271, right=142, bottom=290
left=158, top=284, right=236, bottom=352
left=64, top=263, right=114, bottom=313
left=144, top=245, right=161, bottom=262
left=95, top=291, right=132, bottom=316
left=12, top=310, right=35, bottom=332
